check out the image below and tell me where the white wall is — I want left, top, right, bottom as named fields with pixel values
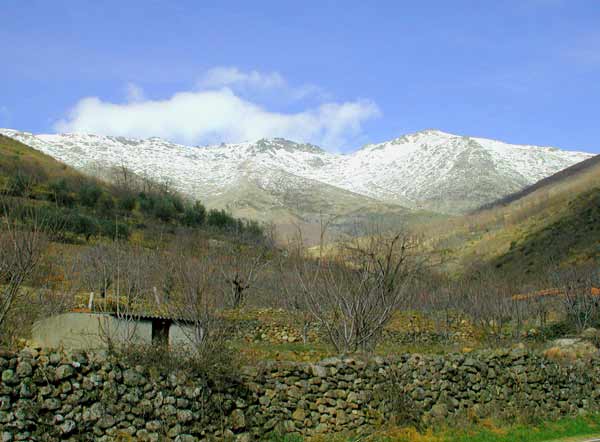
left=169, top=323, right=197, bottom=351
left=31, top=313, right=152, bottom=350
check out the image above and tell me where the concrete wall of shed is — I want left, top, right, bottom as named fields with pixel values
left=31, top=313, right=153, bottom=350
left=169, top=323, right=196, bottom=351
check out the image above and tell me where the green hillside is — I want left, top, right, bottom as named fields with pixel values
left=0, top=134, right=265, bottom=244
left=494, top=185, right=600, bottom=274
left=424, top=153, right=600, bottom=277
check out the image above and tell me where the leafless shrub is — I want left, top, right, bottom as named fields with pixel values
left=218, top=243, right=268, bottom=309
left=289, top=227, right=425, bottom=353
left=418, top=276, right=465, bottom=341
left=77, top=243, right=156, bottom=350
left=0, top=204, right=48, bottom=342
left=278, top=228, right=314, bottom=343
left=549, top=264, right=600, bottom=332
left=458, top=271, right=513, bottom=343
left=78, top=244, right=116, bottom=299
left=167, top=252, right=227, bottom=357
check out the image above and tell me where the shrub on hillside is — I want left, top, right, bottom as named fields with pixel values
left=96, top=193, right=116, bottom=213
left=47, top=178, right=75, bottom=207
left=152, top=196, right=178, bottom=222
left=207, top=208, right=238, bottom=230
left=78, top=182, right=102, bottom=207
left=182, top=201, right=206, bottom=227
left=117, top=193, right=137, bottom=212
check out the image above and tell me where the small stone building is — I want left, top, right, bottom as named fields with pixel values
left=31, top=311, right=196, bottom=351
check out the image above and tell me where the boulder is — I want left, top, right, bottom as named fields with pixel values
left=545, top=338, right=598, bottom=360
left=55, top=365, right=75, bottom=381
left=231, top=409, right=246, bottom=430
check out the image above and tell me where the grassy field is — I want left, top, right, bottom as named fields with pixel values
left=265, top=414, right=600, bottom=442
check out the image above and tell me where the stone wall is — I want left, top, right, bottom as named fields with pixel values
left=1, top=347, right=600, bottom=441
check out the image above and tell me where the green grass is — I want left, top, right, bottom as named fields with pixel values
left=446, top=414, right=600, bottom=442
left=263, top=414, right=600, bottom=442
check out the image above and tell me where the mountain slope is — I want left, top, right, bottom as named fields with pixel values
left=493, top=186, right=600, bottom=275
left=0, top=134, right=265, bottom=244
left=343, top=130, right=592, bottom=213
left=0, top=128, right=592, bottom=225
left=426, top=153, right=600, bottom=276
left=478, top=154, right=600, bottom=211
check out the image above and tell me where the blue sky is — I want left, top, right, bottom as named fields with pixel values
left=1, top=0, right=599, bottom=153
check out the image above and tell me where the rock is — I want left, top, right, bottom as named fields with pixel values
left=177, top=409, right=193, bottom=423
left=431, top=403, right=448, bottom=419
left=311, top=365, right=327, bottom=378
left=16, top=361, right=32, bottom=378
left=123, top=369, right=146, bottom=386
left=146, top=420, right=162, bottom=432
left=56, top=365, right=75, bottom=380
left=43, top=398, right=61, bottom=411
left=546, top=338, right=598, bottom=359
left=84, top=402, right=104, bottom=422
left=287, top=386, right=301, bottom=399
left=320, top=357, right=342, bottom=367
left=231, top=409, right=246, bottom=430
left=168, top=425, right=182, bottom=438
left=97, top=415, right=116, bottom=429
left=292, top=408, right=306, bottom=421
left=135, top=430, right=151, bottom=441
left=1, top=370, right=17, bottom=385
left=139, top=399, right=153, bottom=414
left=336, top=409, right=349, bottom=425
left=174, top=436, right=198, bottom=442
left=60, top=419, right=76, bottom=435
left=0, top=411, right=13, bottom=424
left=315, top=423, right=329, bottom=433
left=48, top=352, right=61, bottom=365
left=236, top=433, right=252, bottom=442
left=373, top=356, right=385, bottom=365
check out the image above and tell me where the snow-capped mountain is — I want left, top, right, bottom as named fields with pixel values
left=0, top=128, right=593, bottom=222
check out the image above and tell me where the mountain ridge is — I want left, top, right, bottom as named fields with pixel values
left=0, top=128, right=593, bottom=225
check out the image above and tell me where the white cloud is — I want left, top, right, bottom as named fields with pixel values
left=198, top=67, right=286, bottom=90
left=55, top=78, right=380, bottom=151
left=197, top=66, right=328, bottom=101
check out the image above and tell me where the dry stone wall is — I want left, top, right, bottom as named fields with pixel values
left=1, top=348, right=600, bottom=441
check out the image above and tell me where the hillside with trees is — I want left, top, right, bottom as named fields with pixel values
left=0, top=134, right=265, bottom=245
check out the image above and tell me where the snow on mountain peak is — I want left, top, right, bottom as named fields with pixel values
left=0, top=127, right=594, bottom=215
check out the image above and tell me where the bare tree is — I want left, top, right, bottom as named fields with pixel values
left=278, top=227, right=313, bottom=344
left=458, top=269, right=523, bottom=343
left=78, top=245, right=116, bottom=300
left=291, top=228, right=424, bottom=353
left=78, top=243, right=155, bottom=350
left=0, top=205, right=48, bottom=334
left=219, top=244, right=268, bottom=309
left=550, top=265, right=600, bottom=332
left=168, top=253, right=226, bottom=356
